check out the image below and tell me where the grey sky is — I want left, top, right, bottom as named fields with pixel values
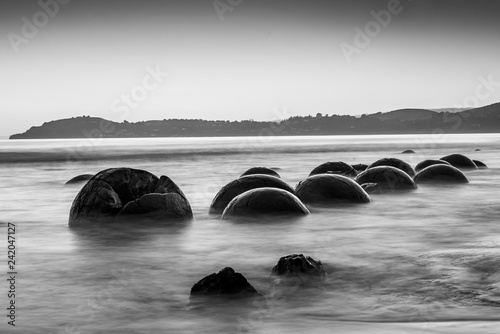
left=1, top=0, right=499, bottom=137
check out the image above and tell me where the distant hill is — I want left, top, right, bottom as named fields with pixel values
left=9, top=103, right=500, bottom=139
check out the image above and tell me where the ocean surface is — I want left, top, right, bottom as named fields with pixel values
left=1, top=134, right=499, bottom=334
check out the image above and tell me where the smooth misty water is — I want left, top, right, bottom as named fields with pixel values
left=1, top=134, right=499, bottom=334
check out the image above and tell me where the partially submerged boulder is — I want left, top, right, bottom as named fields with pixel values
left=209, top=174, right=294, bottom=214
left=352, top=163, right=369, bottom=172
left=241, top=167, right=281, bottom=178
left=272, top=254, right=326, bottom=280
left=440, top=154, right=477, bottom=170
left=368, top=157, right=416, bottom=177
left=221, top=188, right=310, bottom=219
left=414, top=165, right=469, bottom=184
left=190, top=267, right=260, bottom=300
left=361, top=183, right=382, bottom=194
left=295, top=174, right=371, bottom=205
left=65, top=174, right=94, bottom=185
left=402, top=149, right=415, bottom=154
left=355, top=166, right=417, bottom=191
left=68, top=168, right=192, bottom=225
left=472, top=160, right=488, bottom=169
left=309, top=161, right=357, bottom=177
left=415, top=159, right=451, bottom=172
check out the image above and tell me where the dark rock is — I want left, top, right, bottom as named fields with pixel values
left=473, top=160, right=488, bottom=169
left=221, top=187, right=310, bottom=218
left=402, top=149, right=415, bottom=154
left=65, top=174, right=94, bottom=185
left=355, top=166, right=418, bottom=191
left=309, top=161, right=357, bottom=177
left=440, top=154, right=478, bottom=170
left=361, top=183, right=382, bottom=194
left=475, top=149, right=481, bottom=151
left=190, top=267, right=260, bottom=299
left=295, top=174, right=371, bottom=205
left=272, top=254, right=326, bottom=280
left=352, top=163, right=369, bottom=172
left=415, top=159, right=451, bottom=172
left=368, top=157, right=416, bottom=177
left=240, top=167, right=281, bottom=178
left=414, top=165, right=469, bottom=184
left=69, top=168, right=192, bottom=225
left=209, top=174, right=294, bottom=214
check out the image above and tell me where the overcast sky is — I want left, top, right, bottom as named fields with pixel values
left=1, top=0, right=499, bottom=137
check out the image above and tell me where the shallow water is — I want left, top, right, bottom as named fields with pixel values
left=1, top=134, right=499, bottom=333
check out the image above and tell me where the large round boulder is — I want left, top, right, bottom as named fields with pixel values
left=440, top=154, right=477, bottom=170
left=415, top=159, right=451, bottom=172
left=209, top=174, right=294, bottom=214
left=240, top=166, right=280, bottom=178
left=414, top=165, right=469, bottom=184
left=354, top=166, right=417, bottom=191
left=295, top=174, right=371, bottom=205
left=65, top=174, right=94, bottom=185
left=190, top=267, right=260, bottom=300
left=309, top=161, right=357, bottom=177
left=368, top=157, right=416, bottom=177
left=221, top=188, right=310, bottom=219
left=68, top=168, right=192, bottom=225
left=472, top=160, right=488, bottom=169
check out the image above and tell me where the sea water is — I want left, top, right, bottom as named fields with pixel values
left=0, top=134, right=499, bottom=333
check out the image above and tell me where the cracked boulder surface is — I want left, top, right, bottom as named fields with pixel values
left=272, top=254, right=327, bottom=280
left=209, top=174, right=294, bottom=215
left=68, top=168, right=192, bottom=225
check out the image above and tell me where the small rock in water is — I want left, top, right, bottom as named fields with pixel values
left=472, top=160, right=488, bottom=169
left=272, top=254, right=327, bottom=280
left=190, top=267, right=261, bottom=299
left=402, top=149, right=415, bottom=154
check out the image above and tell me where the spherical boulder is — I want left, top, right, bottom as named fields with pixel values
left=472, top=160, right=488, bottom=169
left=402, top=149, right=415, bottom=154
left=309, top=161, right=357, bottom=177
left=295, top=174, right=371, bottom=205
left=361, top=183, right=382, bottom=195
left=368, top=157, right=416, bottom=177
left=209, top=174, right=294, bottom=214
left=65, top=174, right=94, bottom=185
left=415, top=159, right=451, bottom=172
left=190, top=267, right=261, bottom=300
left=414, top=164, right=469, bottom=184
left=352, top=163, right=369, bottom=172
left=69, top=168, right=192, bottom=225
left=440, top=154, right=477, bottom=170
left=240, top=167, right=280, bottom=178
left=221, top=188, right=310, bottom=218
left=355, top=166, right=417, bottom=191
left=272, top=254, right=326, bottom=280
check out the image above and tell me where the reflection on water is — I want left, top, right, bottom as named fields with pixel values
left=1, top=134, right=499, bottom=333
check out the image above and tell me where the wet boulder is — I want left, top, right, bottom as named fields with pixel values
left=361, top=183, right=382, bottom=194
left=473, top=160, right=488, bottom=169
left=221, top=188, right=310, bottom=219
left=415, top=159, right=451, bottom=172
left=402, top=149, right=415, bottom=154
left=272, top=254, right=326, bottom=280
left=355, top=166, right=417, bottom=191
left=240, top=166, right=281, bottom=178
left=414, top=165, right=469, bottom=184
left=295, top=174, right=371, bottom=205
left=309, top=161, right=357, bottom=177
left=209, top=174, right=294, bottom=214
left=440, top=154, right=478, bottom=170
left=65, top=174, right=94, bottom=185
left=368, top=157, right=416, bottom=177
left=352, top=163, right=368, bottom=172
left=68, top=168, right=192, bottom=225
left=190, top=267, right=261, bottom=300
